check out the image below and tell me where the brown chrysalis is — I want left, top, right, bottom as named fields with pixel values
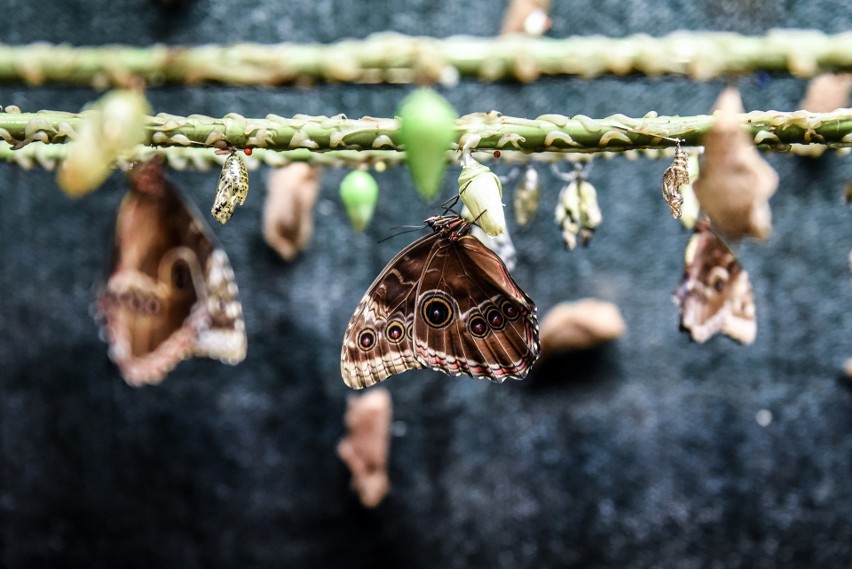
left=662, top=143, right=689, bottom=219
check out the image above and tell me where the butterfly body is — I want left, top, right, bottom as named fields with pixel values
left=96, top=158, right=247, bottom=385
left=341, top=215, right=540, bottom=389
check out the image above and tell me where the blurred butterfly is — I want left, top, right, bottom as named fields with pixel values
left=95, top=157, right=247, bottom=385
left=674, top=219, right=756, bottom=344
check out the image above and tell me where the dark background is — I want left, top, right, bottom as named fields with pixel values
left=1, top=1, right=851, bottom=568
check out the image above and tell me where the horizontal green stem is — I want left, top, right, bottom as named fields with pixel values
left=0, top=141, right=640, bottom=171
left=0, top=31, right=850, bottom=87
left=1, top=109, right=850, bottom=157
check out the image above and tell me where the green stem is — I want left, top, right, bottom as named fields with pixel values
left=0, top=31, right=850, bottom=86
left=1, top=109, right=850, bottom=157
left=0, top=142, right=629, bottom=171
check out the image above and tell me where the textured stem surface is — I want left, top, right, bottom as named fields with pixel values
left=0, top=31, right=850, bottom=87
left=1, top=109, right=850, bottom=158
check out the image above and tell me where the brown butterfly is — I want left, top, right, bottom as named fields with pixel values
left=674, top=219, right=756, bottom=344
left=95, top=157, right=247, bottom=386
left=341, top=214, right=541, bottom=389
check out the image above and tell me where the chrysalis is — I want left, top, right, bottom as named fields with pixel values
left=662, top=142, right=689, bottom=219
left=211, top=149, right=249, bottom=224
left=677, top=154, right=701, bottom=230
left=57, top=89, right=151, bottom=197
left=458, top=147, right=505, bottom=237
left=539, top=299, right=626, bottom=356
left=397, top=89, right=458, bottom=202
left=500, top=0, right=552, bottom=36
left=337, top=388, right=393, bottom=508
left=553, top=164, right=601, bottom=250
left=263, top=163, right=321, bottom=261
left=340, top=169, right=379, bottom=232
left=693, top=86, right=777, bottom=240
left=513, top=165, right=541, bottom=226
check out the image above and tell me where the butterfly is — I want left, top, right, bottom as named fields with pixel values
left=95, top=157, right=247, bottom=386
left=341, top=214, right=541, bottom=389
left=674, top=219, right=756, bottom=344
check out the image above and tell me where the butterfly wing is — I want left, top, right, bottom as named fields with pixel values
left=340, top=233, right=440, bottom=389
left=675, top=224, right=756, bottom=344
left=412, top=234, right=540, bottom=382
left=96, top=159, right=247, bottom=385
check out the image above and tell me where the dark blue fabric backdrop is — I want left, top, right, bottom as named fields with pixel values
left=1, top=1, right=851, bottom=568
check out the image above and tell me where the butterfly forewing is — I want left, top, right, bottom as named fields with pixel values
left=340, top=235, right=437, bottom=388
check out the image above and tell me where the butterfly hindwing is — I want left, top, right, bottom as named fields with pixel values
left=412, top=234, right=539, bottom=381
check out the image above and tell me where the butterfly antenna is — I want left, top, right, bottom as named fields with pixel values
left=377, top=224, right=426, bottom=244
left=471, top=209, right=487, bottom=225
left=439, top=194, right=461, bottom=215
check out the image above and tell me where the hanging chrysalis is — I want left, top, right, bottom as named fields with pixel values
left=693, top=86, right=777, bottom=240
left=337, top=388, right=393, bottom=508
left=539, top=299, right=626, bottom=356
left=793, top=73, right=852, bottom=157
left=340, top=169, right=379, bottom=232
left=263, top=163, right=321, bottom=262
left=211, top=149, right=249, bottom=225
left=677, top=154, right=702, bottom=230
left=513, top=165, right=541, bottom=226
left=662, top=142, right=689, bottom=219
left=500, top=0, right=552, bottom=36
left=553, top=164, right=601, bottom=250
left=458, top=146, right=506, bottom=237
left=397, top=89, right=458, bottom=202
left=57, top=89, right=151, bottom=197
